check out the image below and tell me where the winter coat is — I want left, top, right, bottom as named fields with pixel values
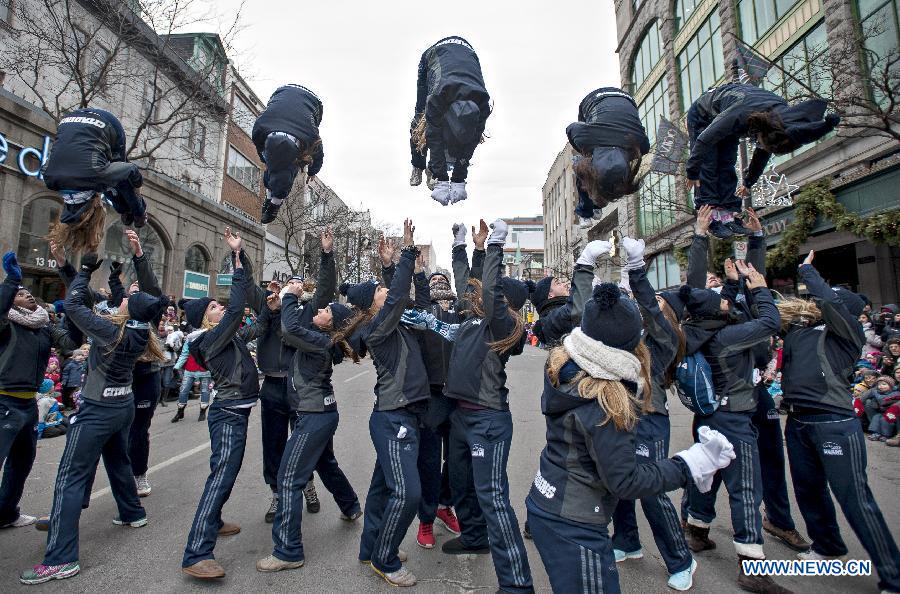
left=566, top=87, right=650, bottom=158
left=252, top=84, right=324, bottom=176
left=528, top=370, right=691, bottom=526
left=61, top=359, right=84, bottom=388
left=862, top=323, right=883, bottom=356
left=781, top=265, right=866, bottom=415
left=532, top=264, right=595, bottom=348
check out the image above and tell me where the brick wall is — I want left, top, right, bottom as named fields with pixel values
left=221, top=120, right=265, bottom=220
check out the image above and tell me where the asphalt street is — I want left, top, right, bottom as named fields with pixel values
left=2, top=345, right=897, bottom=593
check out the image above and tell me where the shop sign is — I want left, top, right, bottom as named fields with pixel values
left=183, top=271, right=210, bottom=299
left=216, top=274, right=233, bottom=286
left=0, top=132, right=52, bottom=178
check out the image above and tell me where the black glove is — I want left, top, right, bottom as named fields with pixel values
left=108, top=261, right=123, bottom=280
left=80, top=253, right=104, bottom=275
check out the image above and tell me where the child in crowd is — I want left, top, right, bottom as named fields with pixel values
left=864, top=376, right=900, bottom=441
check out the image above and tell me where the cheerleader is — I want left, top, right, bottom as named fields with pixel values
left=526, top=283, right=736, bottom=593
left=252, top=84, right=324, bottom=223
left=566, top=87, right=650, bottom=221
left=20, top=254, right=168, bottom=585
left=410, top=36, right=490, bottom=205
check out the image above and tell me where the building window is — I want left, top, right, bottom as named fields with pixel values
left=675, top=0, right=703, bottom=30
left=227, top=146, right=260, bottom=192
left=631, top=21, right=662, bottom=90
left=677, top=10, right=724, bottom=111
left=232, top=94, right=256, bottom=137
left=857, top=0, right=900, bottom=104
left=738, top=0, right=801, bottom=45
left=647, top=251, right=682, bottom=289
left=637, top=77, right=670, bottom=146
left=0, top=1, right=10, bottom=22
left=184, top=245, right=210, bottom=274
left=142, top=82, right=162, bottom=122
left=16, top=197, right=63, bottom=270
left=101, top=221, right=168, bottom=289
left=187, top=118, right=207, bottom=158
left=637, top=172, right=681, bottom=236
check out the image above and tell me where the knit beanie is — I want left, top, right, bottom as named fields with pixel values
left=680, top=286, right=723, bottom=319
left=500, top=277, right=530, bottom=311
left=127, top=292, right=170, bottom=323
left=530, top=276, right=553, bottom=310
left=329, top=302, right=353, bottom=330
left=877, top=376, right=896, bottom=389
left=178, top=297, right=213, bottom=329
left=339, top=280, right=379, bottom=310
left=580, top=283, right=642, bottom=351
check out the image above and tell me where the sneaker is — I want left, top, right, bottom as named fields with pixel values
left=441, top=537, right=490, bottom=555
left=261, top=199, right=281, bottom=224
left=725, top=218, right=754, bottom=236
left=360, top=549, right=408, bottom=565
left=435, top=507, right=461, bottom=535
left=410, top=168, right=423, bottom=186
left=265, top=493, right=278, bottom=524
left=133, top=213, right=147, bottom=228
left=431, top=181, right=451, bottom=206
left=763, top=517, right=810, bottom=552
left=867, top=433, right=883, bottom=442
left=135, top=475, right=151, bottom=497
left=20, top=562, right=80, bottom=585
left=667, top=559, right=698, bottom=591
left=182, top=559, right=225, bottom=579
left=198, top=407, right=207, bottom=422
left=417, top=522, right=435, bottom=549
left=797, top=549, right=845, bottom=561
left=371, top=564, right=417, bottom=587
left=340, top=509, right=362, bottom=521
left=707, top=220, right=734, bottom=239
left=113, top=516, right=148, bottom=528
left=1, top=514, right=36, bottom=528
left=449, top=181, right=467, bottom=204
left=256, top=554, right=304, bottom=573
left=171, top=406, right=185, bottom=423
left=120, top=212, right=134, bottom=226
left=34, top=516, right=50, bottom=532
left=303, top=481, right=320, bottom=513
left=614, top=548, right=643, bottom=563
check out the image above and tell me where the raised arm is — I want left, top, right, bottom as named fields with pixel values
left=203, top=229, right=251, bottom=356
left=236, top=247, right=266, bottom=316
left=368, top=220, right=418, bottom=344
left=798, top=252, right=865, bottom=347
left=64, top=255, right=121, bottom=346
left=127, top=230, right=161, bottom=297
left=687, top=206, right=712, bottom=289
left=310, top=227, right=336, bottom=310
left=413, top=252, right=430, bottom=309
left=483, top=222, right=512, bottom=337
left=281, top=292, right=332, bottom=353
left=0, top=253, right=20, bottom=333
left=743, top=147, right=772, bottom=189
left=378, top=236, right=398, bottom=290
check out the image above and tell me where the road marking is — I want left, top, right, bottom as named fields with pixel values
left=89, top=441, right=210, bottom=501
left=344, top=369, right=370, bottom=383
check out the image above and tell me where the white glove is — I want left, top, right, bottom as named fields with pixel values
left=674, top=426, right=736, bottom=493
left=431, top=181, right=451, bottom=206
left=452, top=223, right=467, bottom=248
left=621, top=237, right=646, bottom=271
left=487, top=219, right=508, bottom=246
left=576, top=240, right=612, bottom=267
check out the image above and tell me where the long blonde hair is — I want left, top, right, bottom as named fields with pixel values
left=102, top=308, right=165, bottom=363
left=775, top=297, right=822, bottom=332
left=463, top=278, right=524, bottom=354
left=46, top=194, right=107, bottom=253
left=546, top=341, right=653, bottom=431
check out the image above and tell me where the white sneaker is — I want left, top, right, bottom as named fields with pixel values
left=1, top=514, right=36, bottom=528
left=135, top=475, right=151, bottom=497
left=449, top=182, right=467, bottom=204
left=797, top=550, right=845, bottom=561
left=372, top=564, right=417, bottom=587
left=409, top=168, right=423, bottom=186
left=431, top=181, right=451, bottom=206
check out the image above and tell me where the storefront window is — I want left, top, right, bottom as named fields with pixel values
left=101, top=221, right=168, bottom=290
left=857, top=0, right=900, bottom=105
left=638, top=77, right=670, bottom=145
left=647, top=251, right=683, bottom=289
left=638, top=172, right=682, bottom=236
left=677, top=10, right=724, bottom=111
left=631, top=22, right=662, bottom=90
left=184, top=244, right=210, bottom=274
left=16, top=196, right=63, bottom=272
left=738, top=0, right=800, bottom=45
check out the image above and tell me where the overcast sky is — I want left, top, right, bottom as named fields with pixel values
left=206, top=0, right=621, bottom=269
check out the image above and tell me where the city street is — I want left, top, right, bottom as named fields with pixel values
left=2, top=345, right=896, bottom=593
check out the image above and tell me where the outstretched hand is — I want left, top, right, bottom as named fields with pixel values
left=378, top=236, right=397, bottom=267
left=125, top=229, right=143, bottom=258
left=79, top=253, right=103, bottom=275
left=321, top=226, right=334, bottom=254
left=224, top=226, right=242, bottom=252
left=49, top=241, right=66, bottom=265
left=472, top=219, right=489, bottom=249
left=744, top=263, right=768, bottom=290
left=802, top=250, right=815, bottom=267
left=724, top=258, right=739, bottom=281
left=403, top=218, right=415, bottom=247
left=695, top=204, right=713, bottom=236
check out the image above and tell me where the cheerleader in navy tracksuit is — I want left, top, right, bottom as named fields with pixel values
left=609, top=238, right=696, bottom=590
left=252, top=84, right=324, bottom=223
left=566, top=87, right=650, bottom=221
left=341, top=220, right=428, bottom=587
left=21, top=254, right=169, bottom=585
left=255, top=230, right=361, bottom=573
left=410, top=36, right=490, bottom=206
left=181, top=228, right=265, bottom=580
left=526, top=283, right=736, bottom=594
left=440, top=219, right=534, bottom=594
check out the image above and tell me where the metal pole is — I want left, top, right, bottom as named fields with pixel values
left=732, top=58, right=752, bottom=211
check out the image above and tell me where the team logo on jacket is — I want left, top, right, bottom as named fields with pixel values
left=635, top=444, right=650, bottom=458
left=60, top=115, right=106, bottom=128
left=471, top=444, right=485, bottom=458
left=822, top=441, right=843, bottom=456
left=533, top=470, right=556, bottom=499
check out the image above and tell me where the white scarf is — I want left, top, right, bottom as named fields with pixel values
left=6, top=305, right=50, bottom=329
left=563, top=327, right=644, bottom=394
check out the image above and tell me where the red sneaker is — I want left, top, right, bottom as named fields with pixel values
left=416, top=522, right=435, bottom=549
left=435, top=507, right=461, bottom=536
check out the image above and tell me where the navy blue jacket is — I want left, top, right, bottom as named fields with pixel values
left=43, top=108, right=142, bottom=192
left=252, top=84, right=324, bottom=176
left=451, top=244, right=485, bottom=320
left=686, top=83, right=837, bottom=188
left=354, top=248, right=430, bottom=412
left=0, top=278, right=76, bottom=394
left=532, top=264, right=595, bottom=347
left=566, top=87, right=650, bottom=158
left=528, top=371, right=691, bottom=526
left=65, top=271, right=148, bottom=406
left=781, top=265, right=865, bottom=415
left=444, top=245, right=524, bottom=410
